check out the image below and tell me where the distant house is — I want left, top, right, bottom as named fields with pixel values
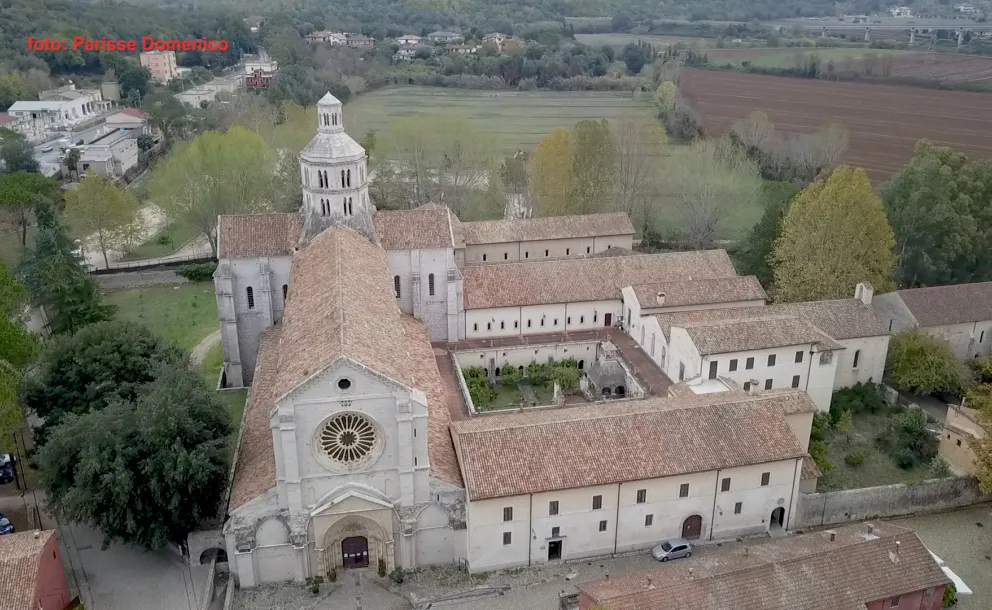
left=427, top=31, right=463, bottom=43
left=246, top=69, right=276, bottom=90
left=305, top=31, right=347, bottom=45
left=889, top=6, right=914, bottom=17
left=482, top=32, right=507, bottom=51
left=394, top=45, right=420, bottom=60
left=396, top=34, right=422, bottom=46
left=0, top=530, right=72, bottom=610
left=447, top=44, right=475, bottom=54
left=104, top=108, right=155, bottom=136
left=0, top=112, right=31, bottom=137
left=954, top=3, right=976, bottom=13
left=347, top=35, right=375, bottom=49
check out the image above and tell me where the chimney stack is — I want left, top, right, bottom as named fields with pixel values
left=855, top=282, right=875, bottom=305
left=656, top=292, right=666, bottom=307
left=829, top=531, right=836, bottom=542
left=895, top=541, right=900, bottom=555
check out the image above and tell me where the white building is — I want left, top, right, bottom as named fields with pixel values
left=872, top=282, right=992, bottom=361
left=461, top=213, right=634, bottom=264
left=395, top=35, right=422, bottom=46
left=7, top=84, right=110, bottom=133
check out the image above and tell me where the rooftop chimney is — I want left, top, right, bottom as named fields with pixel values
left=656, top=291, right=666, bottom=307
left=867, top=524, right=874, bottom=533
left=829, top=531, right=836, bottom=542
left=855, top=282, right=874, bottom=305
left=895, top=541, right=900, bottom=555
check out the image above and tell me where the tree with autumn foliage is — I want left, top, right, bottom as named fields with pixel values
left=771, top=166, right=896, bottom=303
left=530, top=127, right=574, bottom=217
left=568, top=119, right=615, bottom=215
left=64, top=175, right=140, bottom=269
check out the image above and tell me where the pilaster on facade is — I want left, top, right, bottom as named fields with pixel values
left=411, top=269, right=423, bottom=320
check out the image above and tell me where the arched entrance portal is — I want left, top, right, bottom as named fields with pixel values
left=681, top=514, right=703, bottom=540
left=770, top=507, right=785, bottom=530
left=341, top=536, right=369, bottom=568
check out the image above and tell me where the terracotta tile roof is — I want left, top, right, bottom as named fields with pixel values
left=801, top=455, right=822, bottom=480
left=578, top=523, right=949, bottom=610
left=654, top=298, right=887, bottom=342
left=461, top=213, right=635, bottom=245
left=591, top=246, right=634, bottom=258
left=114, top=108, right=147, bottom=119
left=891, top=282, right=992, bottom=327
left=217, top=214, right=303, bottom=259
left=0, top=113, right=16, bottom=124
left=677, top=316, right=843, bottom=355
left=229, top=227, right=461, bottom=511
left=451, top=392, right=809, bottom=500
left=228, top=326, right=282, bottom=511
left=463, top=250, right=738, bottom=309
left=631, top=276, right=766, bottom=309
left=0, top=530, right=55, bottom=610
left=373, top=205, right=460, bottom=250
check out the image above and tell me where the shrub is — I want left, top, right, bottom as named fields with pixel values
left=943, top=582, right=957, bottom=607
left=178, top=262, right=218, bottom=282
left=809, top=440, right=833, bottom=474
left=311, top=584, right=320, bottom=595
left=390, top=567, right=405, bottom=584
left=895, top=448, right=917, bottom=469
left=968, top=357, right=992, bottom=384
left=467, top=377, right=497, bottom=410
left=928, top=456, right=953, bottom=479
left=810, top=412, right=833, bottom=442
left=887, top=330, right=971, bottom=397
left=551, top=364, right=580, bottom=391
left=844, top=451, right=866, bottom=467
left=830, top=382, right=887, bottom=422
left=526, top=362, right=552, bottom=386
left=155, top=232, right=172, bottom=245
left=327, top=568, right=337, bottom=582
left=463, top=366, right=488, bottom=382
left=499, top=362, right=521, bottom=384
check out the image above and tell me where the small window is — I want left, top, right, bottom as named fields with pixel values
left=565, top=248, right=570, bottom=255
left=473, top=323, right=478, bottom=331
left=853, top=349, right=861, bottom=368
left=981, top=331, right=986, bottom=343
left=586, top=247, right=591, bottom=254
left=746, top=357, right=754, bottom=370
left=679, top=362, right=685, bottom=381
left=592, top=495, right=603, bottom=510
left=889, top=596, right=900, bottom=608
left=551, top=526, right=560, bottom=537
left=553, top=318, right=558, bottom=326
left=500, top=321, right=505, bottom=330
left=679, top=483, right=689, bottom=498
left=580, top=316, right=584, bottom=323
left=598, top=520, right=607, bottom=532
left=503, top=507, right=513, bottom=522
left=549, top=501, right=559, bottom=515
left=764, top=379, right=773, bottom=390
left=540, top=318, right=545, bottom=327
left=729, top=359, right=738, bottom=372
left=636, top=489, right=646, bottom=504
left=761, top=472, right=770, bottom=486
left=645, top=514, right=653, bottom=527
left=795, top=350, right=803, bottom=363
left=394, top=276, right=401, bottom=298
left=744, top=381, right=751, bottom=391
left=527, top=320, right=532, bottom=328
left=734, top=502, right=742, bottom=515
left=721, top=478, right=731, bottom=492
left=482, top=254, right=487, bottom=261
left=567, top=317, right=571, bottom=325
left=957, top=439, right=962, bottom=447
left=593, top=313, right=598, bottom=323
left=504, top=252, right=508, bottom=260
left=282, top=284, right=288, bottom=301
left=487, top=323, right=491, bottom=331
left=337, top=378, right=351, bottom=391
left=768, top=354, right=776, bottom=367
left=503, top=532, right=512, bottom=545
left=428, top=273, right=435, bottom=296
left=246, top=287, right=255, bottom=309
left=525, top=252, right=529, bottom=258
left=514, top=320, right=519, bottom=329
left=792, top=375, right=800, bottom=388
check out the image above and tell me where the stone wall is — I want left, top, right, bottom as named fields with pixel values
left=795, top=476, right=990, bottom=529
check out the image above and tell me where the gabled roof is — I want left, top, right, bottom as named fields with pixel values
left=373, top=204, right=463, bottom=250
left=887, top=282, right=992, bottom=327
left=461, top=212, right=634, bottom=245
left=630, top=276, right=766, bottom=310
left=0, top=530, right=55, bottom=610
left=0, top=113, right=17, bottom=124
left=228, top=227, right=461, bottom=511
left=217, top=214, right=303, bottom=259
left=112, top=108, right=147, bottom=120
left=462, top=250, right=738, bottom=309
left=451, top=392, right=811, bottom=500
left=676, top=316, right=843, bottom=355
left=578, top=522, right=949, bottom=610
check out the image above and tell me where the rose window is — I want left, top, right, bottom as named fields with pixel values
left=318, top=413, right=378, bottom=465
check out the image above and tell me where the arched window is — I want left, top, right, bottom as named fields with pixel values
left=341, top=170, right=345, bottom=186
left=343, top=199, right=348, bottom=215
left=347, top=169, right=351, bottom=187
left=317, top=171, right=324, bottom=188
left=393, top=276, right=401, bottom=298
left=333, top=113, right=338, bottom=125
left=348, top=197, right=353, bottom=215
left=282, top=285, right=288, bottom=301
left=428, top=273, right=435, bottom=296
left=246, top=287, right=255, bottom=310
left=853, top=349, right=861, bottom=368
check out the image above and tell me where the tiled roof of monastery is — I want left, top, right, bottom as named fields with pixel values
left=461, top=212, right=635, bottom=245
left=373, top=204, right=463, bottom=250
left=630, top=276, right=767, bottom=309
left=0, top=530, right=54, bottom=610
left=217, top=214, right=303, bottom=259
left=462, top=250, right=738, bottom=309
left=890, top=282, right=992, bottom=327
left=654, top=298, right=887, bottom=342
left=228, top=227, right=461, bottom=511
left=578, top=522, right=948, bottom=610
left=678, top=316, right=843, bottom=355
left=451, top=392, right=811, bottom=501
left=801, top=455, right=822, bottom=480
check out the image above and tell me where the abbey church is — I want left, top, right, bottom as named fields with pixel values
left=215, top=93, right=892, bottom=587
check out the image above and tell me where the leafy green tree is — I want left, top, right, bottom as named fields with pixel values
left=886, top=330, right=971, bottom=397
left=621, top=42, right=645, bottom=74
left=0, top=361, right=21, bottom=452
left=530, top=128, right=573, bottom=217
left=64, top=175, right=140, bottom=269
left=654, top=81, right=677, bottom=112
left=880, top=140, right=992, bottom=287
left=0, top=264, right=36, bottom=370
left=836, top=409, right=854, bottom=444
left=38, top=362, right=230, bottom=550
left=732, top=181, right=796, bottom=287
left=21, top=321, right=183, bottom=432
left=772, top=166, right=896, bottom=302
left=0, top=131, right=39, bottom=174
left=150, top=127, right=286, bottom=254
left=569, top=119, right=615, bottom=215
left=0, top=171, right=59, bottom=247
left=16, top=200, right=114, bottom=335
left=137, top=134, right=155, bottom=152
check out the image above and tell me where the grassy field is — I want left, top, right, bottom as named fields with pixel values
left=344, top=87, right=656, bottom=155
left=106, top=282, right=218, bottom=351
left=122, top=215, right=201, bottom=260
left=575, top=33, right=716, bottom=49
left=200, top=342, right=247, bottom=441
left=706, top=46, right=909, bottom=68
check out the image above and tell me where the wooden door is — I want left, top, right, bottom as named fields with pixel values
left=341, top=536, right=369, bottom=568
left=682, top=515, right=702, bottom=540
left=604, top=313, right=612, bottom=327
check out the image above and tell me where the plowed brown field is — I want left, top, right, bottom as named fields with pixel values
left=680, top=69, right=992, bottom=181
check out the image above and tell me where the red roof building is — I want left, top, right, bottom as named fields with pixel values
left=0, top=530, right=71, bottom=610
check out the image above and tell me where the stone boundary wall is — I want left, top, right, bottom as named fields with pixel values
left=796, top=476, right=990, bottom=529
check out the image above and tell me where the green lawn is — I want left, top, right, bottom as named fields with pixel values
left=121, top=215, right=202, bottom=260
left=344, top=87, right=656, bottom=156
left=106, top=282, right=218, bottom=351
left=200, top=342, right=248, bottom=449
left=817, top=411, right=932, bottom=491
left=576, top=33, right=717, bottom=49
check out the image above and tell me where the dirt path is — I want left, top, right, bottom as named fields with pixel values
left=191, top=330, right=221, bottom=366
